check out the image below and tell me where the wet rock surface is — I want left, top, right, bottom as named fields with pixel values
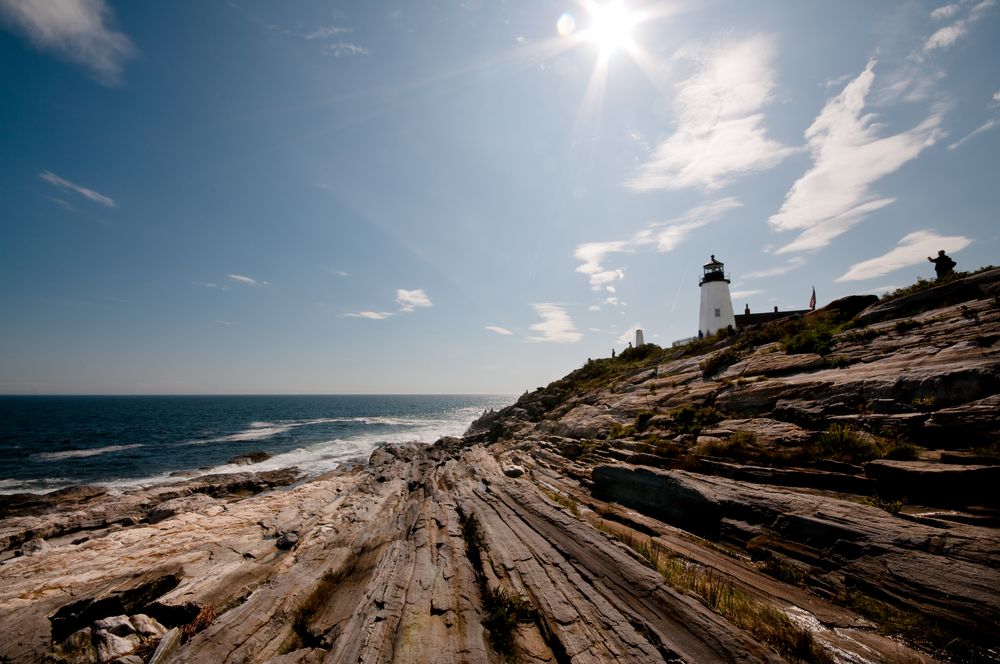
left=2, top=268, right=999, bottom=663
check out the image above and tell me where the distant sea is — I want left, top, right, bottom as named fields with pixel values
left=0, top=395, right=513, bottom=494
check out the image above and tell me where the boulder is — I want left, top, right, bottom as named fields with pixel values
left=94, top=631, right=138, bottom=663
left=502, top=465, right=525, bottom=478
left=93, top=615, right=134, bottom=637
left=227, top=451, right=271, bottom=465
left=130, top=613, right=166, bottom=638
left=276, top=532, right=299, bottom=550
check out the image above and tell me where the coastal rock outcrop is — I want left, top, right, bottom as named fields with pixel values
left=1, top=267, right=998, bottom=663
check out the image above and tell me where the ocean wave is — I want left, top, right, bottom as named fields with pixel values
left=33, top=444, right=145, bottom=461
left=0, top=477, right=78, bottom=494
left=182, top=414, right=460, bottom=446
left=7, top=402, right=499, bottom=494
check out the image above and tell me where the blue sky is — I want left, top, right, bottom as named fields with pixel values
left=1, top=0, right=997, bottom=394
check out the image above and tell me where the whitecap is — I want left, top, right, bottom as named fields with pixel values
left=34, top=444, right=145, bottom=461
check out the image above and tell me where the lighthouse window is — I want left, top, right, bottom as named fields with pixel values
left=714, top=308, right=720, bottom=317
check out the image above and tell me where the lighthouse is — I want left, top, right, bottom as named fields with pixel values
left=698, top=255, right=736, bottom=337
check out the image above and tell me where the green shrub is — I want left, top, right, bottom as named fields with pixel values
left=860, top=494, right=905, bottom=516
left=692, top=430, right=758, bottom=462
left=893, top=319, right=922, bottom=334
left=782, top=326, right=834, bottom=355
left=634, top=411, right=655, bottom=432
left=700, top=347, right=744, bottom=377
left=670, top=405, right=720, bottom=434
left=883, top=441, right=920, bottom=460
left=813, top=425, right=881, bottom=463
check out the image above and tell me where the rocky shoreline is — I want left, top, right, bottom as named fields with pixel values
left=1, top=268, right=999, bottom=663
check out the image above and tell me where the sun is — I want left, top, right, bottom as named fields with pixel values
left=582, top=0, right=639, bottom=55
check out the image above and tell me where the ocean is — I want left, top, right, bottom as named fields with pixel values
left=0, top=394, right=513, bottom=494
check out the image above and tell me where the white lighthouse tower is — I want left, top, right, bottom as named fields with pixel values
left=698, top=255, right=736, bottom=337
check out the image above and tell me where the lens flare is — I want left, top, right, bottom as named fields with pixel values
left=557, top=13, right=576, bottom=37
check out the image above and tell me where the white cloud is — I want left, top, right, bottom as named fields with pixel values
left=396, top=288, right=432, bottom=312
left=485, top=325, right=513, bottom=336
left=925, top=23, right=967, bottom=51
left=326, top=42, right=368, bottom=57
left=741, top=257, right=806, bottom=279
left=574, top=198, right=742, bottom=290
left=616, top=323, right=643, bottom=345
left=574, top=241, right=629, bottom=290
left=627, top=36, right=797, bottom=192
left=769, top=61, right=944, bottom=253
left=993, top=90, right=1000, bottom=106
left=0, top=0, right=134, bottom=85
left=924, top=0, right=994, bottom=53
left=305, top=25, right=353, bottom=39
left=836, top=230, right=971, bottom=281
left=730, top=289, right=763, bottom=300
left=39, top=170, right=116, bottom=207
left=194, top=281, right=220, bottom=289
left=948, top=118, right=998, bottom=149
left=526, top=304, right=582, bottom=343
left=344, top=311, right=393, bottom=320
left=227, top=274, right=259, bottom=286
left=334, top=270, right=350, bottom=277
left=931, top=3, right=961, bottom=20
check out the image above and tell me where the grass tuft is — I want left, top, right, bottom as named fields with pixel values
left=598, top=525, right=832, bottom=663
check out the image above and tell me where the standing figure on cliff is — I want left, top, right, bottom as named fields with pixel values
left=928, top=250, right=956, bottom=279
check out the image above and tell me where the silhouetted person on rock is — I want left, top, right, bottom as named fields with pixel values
left=928, top=250, right=956, bottom=279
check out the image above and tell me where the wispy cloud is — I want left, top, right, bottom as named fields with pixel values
left=304, top=25, right=353, bottom=40
left=526, top=304, right=582, bottom=343
left=395, top=288, right=432, bottom=312
left=326, top=42, right=368, bottom=57
left=334, top=270, right=350, bottom=277
left=948, top=118, right=998, bottom=149
left=730, top=289, right=763, bottom=300
left=741, top=256, right=806, bottom=280
left=924, top=0, right=994, bottom=53
left=227, top=273, right=267, bottom=286
left=769, top=61, right=944, bottom=254
left=993, top=90, right=1000, bottom=106
left=39, top=170, right=116, bottom=207
left=485, top=325, right=513, bottom=336
left=574, top=198, right=742, bottom=290
left=0, top=0, right=135, bottom=85
left=627, top=36, right=797, bottom=192
left=344, top=310, right=393, bottom=320
left=194, top=281, right=224, bottom=290
left=836, top=230, right=971, bottom=282
left=931, top=3, right=961, bottom=20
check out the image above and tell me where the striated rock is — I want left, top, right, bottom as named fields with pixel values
left=147, top=627, right=181, bottom=664
left=148, top=494, right=219, bottom=524
left=3, top=269, right=999, bottom=664
left=864, top=459, right=1000, bottom=505
left=740, top=351, right=825, bottom=377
